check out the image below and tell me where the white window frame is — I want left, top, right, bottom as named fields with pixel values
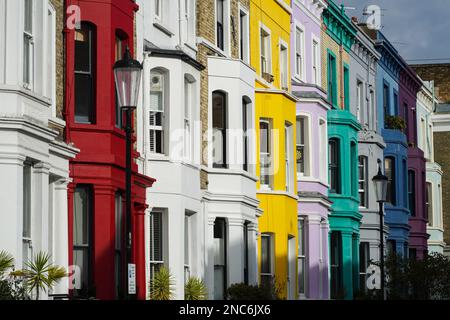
left=238, top=5, right=250, bottom=63
left=149, top=70, right=167, bottom=155
left=23, top=0, right=34, bottom=89
left=318, top=117, right=328, bottom=184
left=298, top=217, right=307, bottom=297
left=184, top=212, right=191, bottom=284
left=183, top=0, right=196, bottom=46
left=184, top=76, right=194, bottom=162
left=285, top=122, right=293, bottom=192
left=22, top=163, right=33, bottom=267
left=311, top=35, right=321, bottom=86
left=149, top=210, right=166, bottom=279
left=356, top=80, right=364, bottom=123
left=215, top=0, right=230, bottom=55
left=296, top=113, right=312, bottom=178
left=294, top=22, right=306, bottom=82
left=154, top=0, right=162, bottom=21
left=426, top=182, right=433, bottom=227
left=259, top=119, right=272, bottom=190
left=279, top=39, right=289, bottom=91
left=46, top=2, right=56, bottom=117
left=259, top=23, right=272, bottom=78
left=358, top=155, right=368, bottom=208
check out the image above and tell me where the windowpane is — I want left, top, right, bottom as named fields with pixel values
left=261, top=235, right=271, bottom=274
left=408, top=170, right=416, bottom=216
left=358, top=156, right=368, bottom=207
left=426, top=183, right=433, bottom=226
left=75, top=24, right=94, bottom=123
left=213, top=91, right=227, bottom=167
left=260, top=120, right=271, bottom=187
left=329, top=139, right=340, bottom=193
left=24, top=0, right=33, bottom=33
left=296, top=118, right=306, bottom=175
left=150, top=211, right=163, bottom=262
left=214, top=218, right=226, bottom=300
left=384, top=158, right=396, bottom=205
left=216, top=0, right=224, bottom=50
left=22, top=164, right=31, bottom=238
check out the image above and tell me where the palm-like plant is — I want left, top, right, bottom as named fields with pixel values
left=21, top=252, right=67, bottom=300
left=149, top=266, right=175, bottom=300
left=184, top=277, right=207, bottom=300
left=0, top=251, right=14, bottom=277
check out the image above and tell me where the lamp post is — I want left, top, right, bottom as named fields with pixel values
left=113, top=46, right=143, bottom=300
left=372, top=159, right=388, bottom=300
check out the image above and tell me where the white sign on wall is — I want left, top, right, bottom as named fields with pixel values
left=128, top=263, right=136, bottom=295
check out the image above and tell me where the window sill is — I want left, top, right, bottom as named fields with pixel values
left=153, top=21, right=174, bottom=37
left=147, top=153, right=170, bottom=162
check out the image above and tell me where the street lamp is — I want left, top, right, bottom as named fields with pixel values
left=372, top=159, right=388, bottom=300
left=113, top=46, right=143, bottom=300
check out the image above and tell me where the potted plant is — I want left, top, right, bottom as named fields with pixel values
left=148, top=266, right=175, bottom=300
left=385, top=115, right=406, bottom=131
left=184, top=277, right=207, bottom=300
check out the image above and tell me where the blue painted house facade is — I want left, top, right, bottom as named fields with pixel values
left=362, top=28, right=410, bottom=256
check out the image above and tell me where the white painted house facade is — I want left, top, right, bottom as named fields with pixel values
left=417, top=81, right=445, bottom=254
left=0, top=0, right=78, bottom=298
left=135, top=0, right=204, bottom=300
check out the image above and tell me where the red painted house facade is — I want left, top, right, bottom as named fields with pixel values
left=64, top=0, right=154, bottom=299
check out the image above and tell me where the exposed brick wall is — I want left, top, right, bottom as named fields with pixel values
left=434, top=132, right=450, bottom=244
left=196, top=0, right=249, bottom=189
left=49, top=0, right=65, bottom=139
left=411, top=64, right=450, bottom=102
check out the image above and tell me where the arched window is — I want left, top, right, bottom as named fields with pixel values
left=328, top=138, right=340, bottom=194
left=212, top=91, right=227, bottom=168
left=149, top=69, right=167, bottom=154
left=75, top=22, right=96, bottom=124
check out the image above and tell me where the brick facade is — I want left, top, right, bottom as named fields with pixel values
left=411, top=64, right=450, bottom=102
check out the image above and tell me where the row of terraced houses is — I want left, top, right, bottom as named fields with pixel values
left=0, top=0, right=448, bottom=300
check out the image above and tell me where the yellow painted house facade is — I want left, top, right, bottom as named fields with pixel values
left=250, top=0, right=298, bottom=299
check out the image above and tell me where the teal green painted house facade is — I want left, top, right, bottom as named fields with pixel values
left=321, top=1, right=361, bottom=300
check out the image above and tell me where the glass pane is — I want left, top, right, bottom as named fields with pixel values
left=261, top=235, right=271, bottom=274
left=213, top=92, right=226, bottom=129
left=298, top=257, right=305, bottom=294
left=184, top=215, right=189, bottom=265
left=22, top=165, right=31, bottom=238
left=150, top=212, right=163, bottom=261
left=214, top=219, right=225, bottom=266
left=23, top=36, right=31, bottom=84
left=214, top=266, right=225, bottom=299
left=260, top=121, right=269, bottom=153
left=75, top=73, right=93, bottom=123
left=73, top=248, right=88, bottom=291
left=75, top=28, right=91, bottom=73
left=24, top=0, right=33, bottom=33
left=74, top=186, right=90, bottom=245
left=298, top=220, right=304, bottom=255
left=115, top=193, right=122, bottom=250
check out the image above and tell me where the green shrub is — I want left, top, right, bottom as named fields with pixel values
left=226, top=283, right=277, bottom=300
left=149, top=266, right=175, bottom=300
left=184, top=277, right=207, bottom=300
left=385, top=115, right=406, bottom=131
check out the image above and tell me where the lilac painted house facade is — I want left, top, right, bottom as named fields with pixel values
left=291, top=0, right=330, bottom=299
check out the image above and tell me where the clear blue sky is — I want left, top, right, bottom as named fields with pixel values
left=338, top=0, right=450, bottom=63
